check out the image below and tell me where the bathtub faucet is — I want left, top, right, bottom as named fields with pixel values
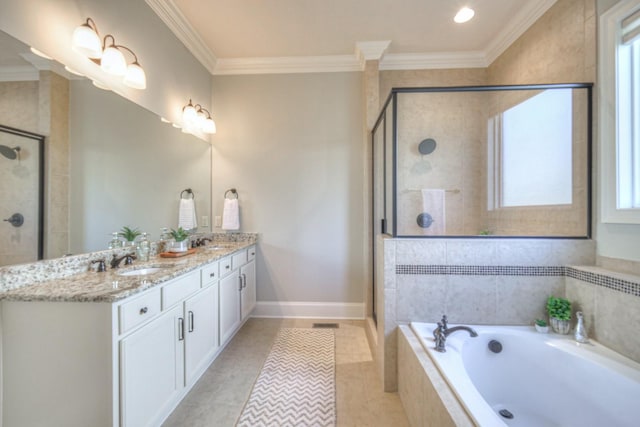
left=433, top=315, right=478, bottom=352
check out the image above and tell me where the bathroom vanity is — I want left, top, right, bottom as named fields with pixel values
left=0, top=241, right=256, bottom=427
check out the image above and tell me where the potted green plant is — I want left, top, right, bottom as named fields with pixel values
left=169, top=227, right=190, bottom=252
left=546, top=296, right=571, bottom=334
left=119, top=226, right=141, bottom=247
left=534, top=318, right=549, bottom=333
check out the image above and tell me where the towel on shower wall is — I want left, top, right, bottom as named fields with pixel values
left=222, top=198, right=240, bottom=230
left=178, top=198, right=198, bottom=231
left=421, top=189, right=446, bottom=235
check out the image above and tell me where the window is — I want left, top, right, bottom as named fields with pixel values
left=601, top=0, right=640, bottom=223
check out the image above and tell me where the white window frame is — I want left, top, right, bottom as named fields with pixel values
left=600, top=0, right=640, bottom=223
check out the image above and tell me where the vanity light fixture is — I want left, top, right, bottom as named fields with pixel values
left=454, top=7, right=475, bottom=24
left=182, top=99, right=217, bottom=135
left=71, top=17, right=146, bottom=89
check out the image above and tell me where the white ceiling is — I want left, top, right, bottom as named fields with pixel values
left=146, top=0, right=557, bottom=75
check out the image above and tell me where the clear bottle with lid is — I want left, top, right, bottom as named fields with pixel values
left=137, top=232, right=150, bottom=261
left=108, top=232, right=123, bottom=249
left=158, top=227, right=171, bottom=254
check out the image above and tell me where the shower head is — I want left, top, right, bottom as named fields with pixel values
left=0, top=145, right=20, bottom=160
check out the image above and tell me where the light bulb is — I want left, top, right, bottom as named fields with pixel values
left=123, top=62, right=146, bottom=89
left=101, top=45, right=127, bottom=76
left=72, top=23, right=102, bottom=59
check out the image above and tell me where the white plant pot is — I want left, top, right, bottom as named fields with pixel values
left=535, top=324, right=549, bottom=333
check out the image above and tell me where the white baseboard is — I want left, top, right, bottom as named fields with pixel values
left=252, top=301, right=365, bottom=319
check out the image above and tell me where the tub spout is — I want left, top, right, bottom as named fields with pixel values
left=433, top=319, right=478, bottom=353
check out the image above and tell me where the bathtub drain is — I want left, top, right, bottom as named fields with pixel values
left=499, top=409, right=514, bottom=419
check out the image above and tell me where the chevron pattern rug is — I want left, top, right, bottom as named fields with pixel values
left=236, top=328, right=336, bottom=427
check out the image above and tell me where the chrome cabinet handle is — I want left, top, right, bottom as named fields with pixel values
left=188, top=311, right=194, bottom=333
left=238, top=276, right=243, bottom=291
left=178, top=317, right=184, bottom=341
left=242, top=273, right=247, bottom=289
left=139, top=307, right=148, bottom=315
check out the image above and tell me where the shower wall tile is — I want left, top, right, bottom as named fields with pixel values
left=496, top=276, right=565, bottom=324
left=395, top=239, right=446, bottom=265
left=445, top=240, right=497, bottom=265
left=445, top=275, right=497, bottom=324
left=396, top=275, right=447, bottom=323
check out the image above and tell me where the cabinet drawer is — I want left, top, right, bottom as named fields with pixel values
left=201, top=261, right=219, bottom=287
left=119, top=288, right=161, bottom=334
left=232, top=250, right=247, bottom=270
left=162, top=271, right=200, bottom=309
left=247, top=246, right=256, bottom=262
left=219, top=256, right=233, bottom=278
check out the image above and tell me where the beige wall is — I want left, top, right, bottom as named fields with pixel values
left=211, top=72, right=366, bottom=306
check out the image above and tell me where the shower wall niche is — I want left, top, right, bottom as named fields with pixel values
left=372, top=84, right=592, bottom=238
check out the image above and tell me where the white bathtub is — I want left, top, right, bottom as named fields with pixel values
left=411, top=322, right=640, bottom=427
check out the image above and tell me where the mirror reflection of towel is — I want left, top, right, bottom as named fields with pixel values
left=421, top=189, right=445, bottom=235
left=178, top=198, right=197, bottom=230
left=222, top=198, right=240, bottom=230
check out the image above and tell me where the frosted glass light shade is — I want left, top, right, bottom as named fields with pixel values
left=202, top=118, right=217, bottom=134
left=101, top=46, right=127, bottom=76
left=72, top=24, right=102, bottom=58
left=123, top=62, right=146, bottom=89
left=182, top=102, right=197, bottom=126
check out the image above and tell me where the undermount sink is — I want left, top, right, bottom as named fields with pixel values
left=203, top=245, right=235, bottom=251
left=117, top=267, right=168, bottom=277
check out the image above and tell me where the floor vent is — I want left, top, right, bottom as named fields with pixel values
left=312, top=323, right=339, bottom=329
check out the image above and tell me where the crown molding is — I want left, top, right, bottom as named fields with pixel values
left=484, top=0, right=558, bottom=66
left=356, top=40, right=391, bottom=68
left=379, top=51, right=487, bottom=70
left=213, top=55, right=362, bottom=75
left=145, top=0, right=217, bottom=73
left=0, top=66, right=39, bottom=82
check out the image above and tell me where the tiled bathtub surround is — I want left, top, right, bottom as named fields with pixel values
left=376, top=237, right=597, bottom=391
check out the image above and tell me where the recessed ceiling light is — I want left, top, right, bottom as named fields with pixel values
left=454, top=7, right=475, bottom=24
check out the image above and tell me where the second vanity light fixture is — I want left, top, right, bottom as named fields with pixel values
left=71, top=17, right=147, bottom=90
left=182, top=99, right=217, bottom=134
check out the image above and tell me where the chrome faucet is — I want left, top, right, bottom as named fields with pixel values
left=433, top=314, right=478, bottom=352
left=110, top=253, right=136, bottom=269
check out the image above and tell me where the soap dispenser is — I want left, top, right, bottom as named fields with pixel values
left=137, top=232, right=150, bottom=262
left=574, top=311, right=589, bottom=343
left=108, top=232, right=122, bottom=249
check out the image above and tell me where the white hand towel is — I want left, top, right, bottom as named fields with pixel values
left=222, top=198, right=240, bottom=230
left=421, top=189, right=445, bottom=235
left=178, top=198, right=198, bottom=231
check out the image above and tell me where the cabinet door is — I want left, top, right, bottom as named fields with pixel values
left=240, top=259, right=256, bottom=320
left=219, top=272, right=241, bottom=345
left=120, top=305, right=184, bottom=427
left=184, top=284, right=219, bottom=385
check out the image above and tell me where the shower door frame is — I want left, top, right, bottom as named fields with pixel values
left=0, top=124, right=45, bottom=261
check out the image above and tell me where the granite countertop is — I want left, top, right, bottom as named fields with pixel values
left=0, top=242, right=254, bottom=303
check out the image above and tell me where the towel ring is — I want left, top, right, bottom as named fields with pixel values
left=181, top=188, right=195, bottom=199
left=224, top=188, right=238, bottom=199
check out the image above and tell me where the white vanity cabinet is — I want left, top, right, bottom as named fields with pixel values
left=0, top=251, right=245, bottom=427
left=119, top=273, right=219, bottom=427
left=219, top=245, right=256, bottom=346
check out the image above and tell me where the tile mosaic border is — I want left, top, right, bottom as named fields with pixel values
left=395, top=265, right=640, bottom=298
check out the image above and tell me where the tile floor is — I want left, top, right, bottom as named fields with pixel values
left=163, top=318, right=410, bottom=427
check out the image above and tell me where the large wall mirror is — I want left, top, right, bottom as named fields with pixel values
left=0, top=28, right=212, bottom=267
